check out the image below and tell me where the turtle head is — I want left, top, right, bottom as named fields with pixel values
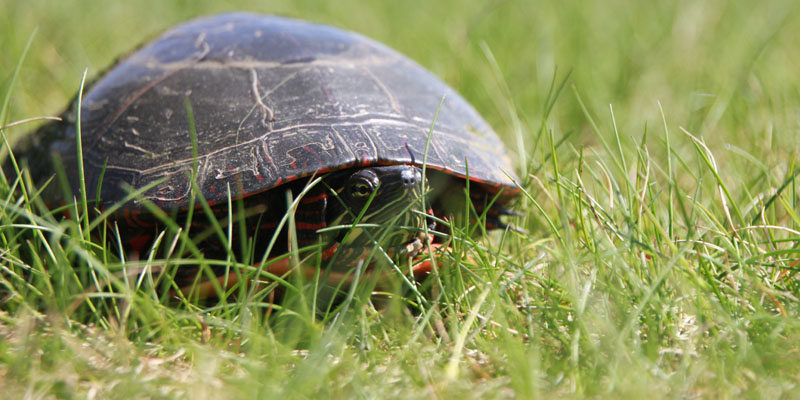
left=324, top=165, right=428, bottom=258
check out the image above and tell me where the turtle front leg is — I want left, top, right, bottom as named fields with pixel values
left=397, top=218, right=436, bottom=259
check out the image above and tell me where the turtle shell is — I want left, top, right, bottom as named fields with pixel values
left=35, top=12, right=519, bottom=210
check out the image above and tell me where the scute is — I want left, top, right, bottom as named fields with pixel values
left=38, top=12, right=519, bottom=210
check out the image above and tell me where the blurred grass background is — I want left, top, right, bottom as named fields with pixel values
left=3, top=0, right=800, bottom=398
left=5, top=0, right=798, bottom=158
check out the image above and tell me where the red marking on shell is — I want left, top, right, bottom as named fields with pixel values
left=296, top=221, right=327, bottom=231
left=299, top=192, right=327, bottom=204
left=259, top=221, right=278, bottom=229
left=124, top=208, right=142, bottom=227
left=301, top=144, right=325, bottom=166
left=128, top=208, right=157, bottom=227
left=122, top=208, right=132, bottom=226
left=129, top=234, right=152, bottom=253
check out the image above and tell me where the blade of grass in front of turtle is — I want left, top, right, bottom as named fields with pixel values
left=246, top=177, right=324, bottom=303
left=189, top=179, right=236, bottom=264
left=94, top=158, right=109, bottom=207
left=235, top=180, right=250, bottom=265
left=223, top=183, right=236, bottom=307
left=419, top=95, right=447, bottom=309
left=284, top=188, right=317, bottom=323
left=135, top=230, right=167, bottom=296
left=74, top=68, right=91, bottom=240
left=178, top=98, right=201, bottom=261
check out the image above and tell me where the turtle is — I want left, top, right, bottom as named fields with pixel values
left=12, top=13, right=521, bottom=293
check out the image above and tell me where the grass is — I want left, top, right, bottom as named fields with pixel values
left=3, top=0, right=800, bottom=398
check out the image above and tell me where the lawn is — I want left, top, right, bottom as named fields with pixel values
left=2, top=0, right=800, bottom=398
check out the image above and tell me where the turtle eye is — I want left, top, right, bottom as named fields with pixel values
left=349, top=179, right=374, bottom=198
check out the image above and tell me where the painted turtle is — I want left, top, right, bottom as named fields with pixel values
left=15, top=13, right=521, bottom=290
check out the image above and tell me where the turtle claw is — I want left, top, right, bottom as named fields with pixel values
left=485, top=201, right=526, bottom=233
left=399, top=234, right=426, bottom=258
